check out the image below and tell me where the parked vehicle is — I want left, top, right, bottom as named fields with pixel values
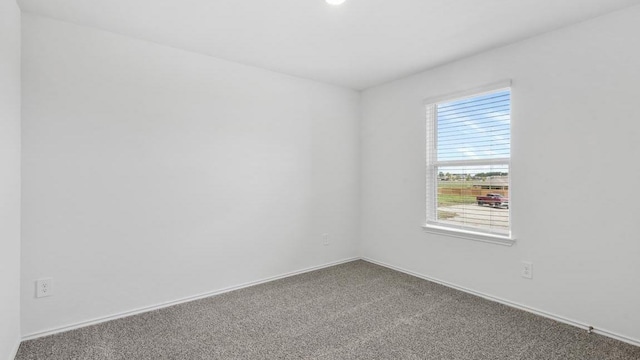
left=476, top=193, right=509, bottom=208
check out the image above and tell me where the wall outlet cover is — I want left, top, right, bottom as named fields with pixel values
left=521, top=261, right=533, bottom=279
left=36, top=278, right=54, bottom=298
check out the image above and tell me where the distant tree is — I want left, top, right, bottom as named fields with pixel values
left=475, top=171, right=509, bottom=178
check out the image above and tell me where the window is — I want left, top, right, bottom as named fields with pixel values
left=425, top=83, right=512, bottom=243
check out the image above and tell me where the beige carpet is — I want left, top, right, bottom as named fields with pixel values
left=16, top=260, right=640, bottom=359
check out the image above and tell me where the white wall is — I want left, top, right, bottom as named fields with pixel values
left=21, top=14, right=360, bottom=336
left=0, top=0, right=21, bottom=358
left=0, top=2, right=22, bottom=360
left=361, top=6, right=640, bottom=344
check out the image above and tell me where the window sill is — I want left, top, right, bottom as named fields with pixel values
left=422, top=224, right=515, bottom=246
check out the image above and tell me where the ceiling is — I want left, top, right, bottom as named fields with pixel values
left=17, top=0, right=640, bottom=90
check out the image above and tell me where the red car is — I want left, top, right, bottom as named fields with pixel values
left=477, top=193, right=509, bottom=208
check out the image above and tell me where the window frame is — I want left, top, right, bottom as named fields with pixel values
left=422, top=81, right=515, bottom=246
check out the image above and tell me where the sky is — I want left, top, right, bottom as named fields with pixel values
left=435, top=89, right=511, bottom=175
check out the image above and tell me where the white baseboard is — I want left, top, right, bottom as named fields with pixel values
left=8, top=340, right=20, bottom=360
left=21, top=257, right=359, bottom=341
left=21, top=255, right=640, bottom=349
left=362, top=256, right=640, bottom=348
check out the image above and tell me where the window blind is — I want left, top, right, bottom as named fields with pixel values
left=426, top=87, right=511, bottom=236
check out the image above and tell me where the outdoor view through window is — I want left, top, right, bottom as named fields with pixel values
left=426, top=87, right=511, bottom=236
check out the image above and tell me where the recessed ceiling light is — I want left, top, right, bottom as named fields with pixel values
left=326, top=0, right=346, bottom=5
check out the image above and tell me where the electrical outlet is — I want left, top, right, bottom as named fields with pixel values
left=36, top=278, right=54, bottom=298
left=521, top=261, right=533, bottom=279
left=322, top=233, right=330, bottom=246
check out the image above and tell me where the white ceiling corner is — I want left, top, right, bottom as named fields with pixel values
left=17, top=0, right=640, bottom=90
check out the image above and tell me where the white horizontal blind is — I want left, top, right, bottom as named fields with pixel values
left=426, top=87, right=511, bottom=236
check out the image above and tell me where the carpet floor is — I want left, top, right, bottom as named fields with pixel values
left=16, top=260, right=640, bottom=359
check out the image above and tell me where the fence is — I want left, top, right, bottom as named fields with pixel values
left=438, top=187, right=508, bottom=197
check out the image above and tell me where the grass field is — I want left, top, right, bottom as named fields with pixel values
left=437, top=210, right=458, bottom=220
left=438, top=182, right=474, bottom=206
left=438, top=182, right=473, bottom=189
left=438, top=193, right=477, bottom=206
